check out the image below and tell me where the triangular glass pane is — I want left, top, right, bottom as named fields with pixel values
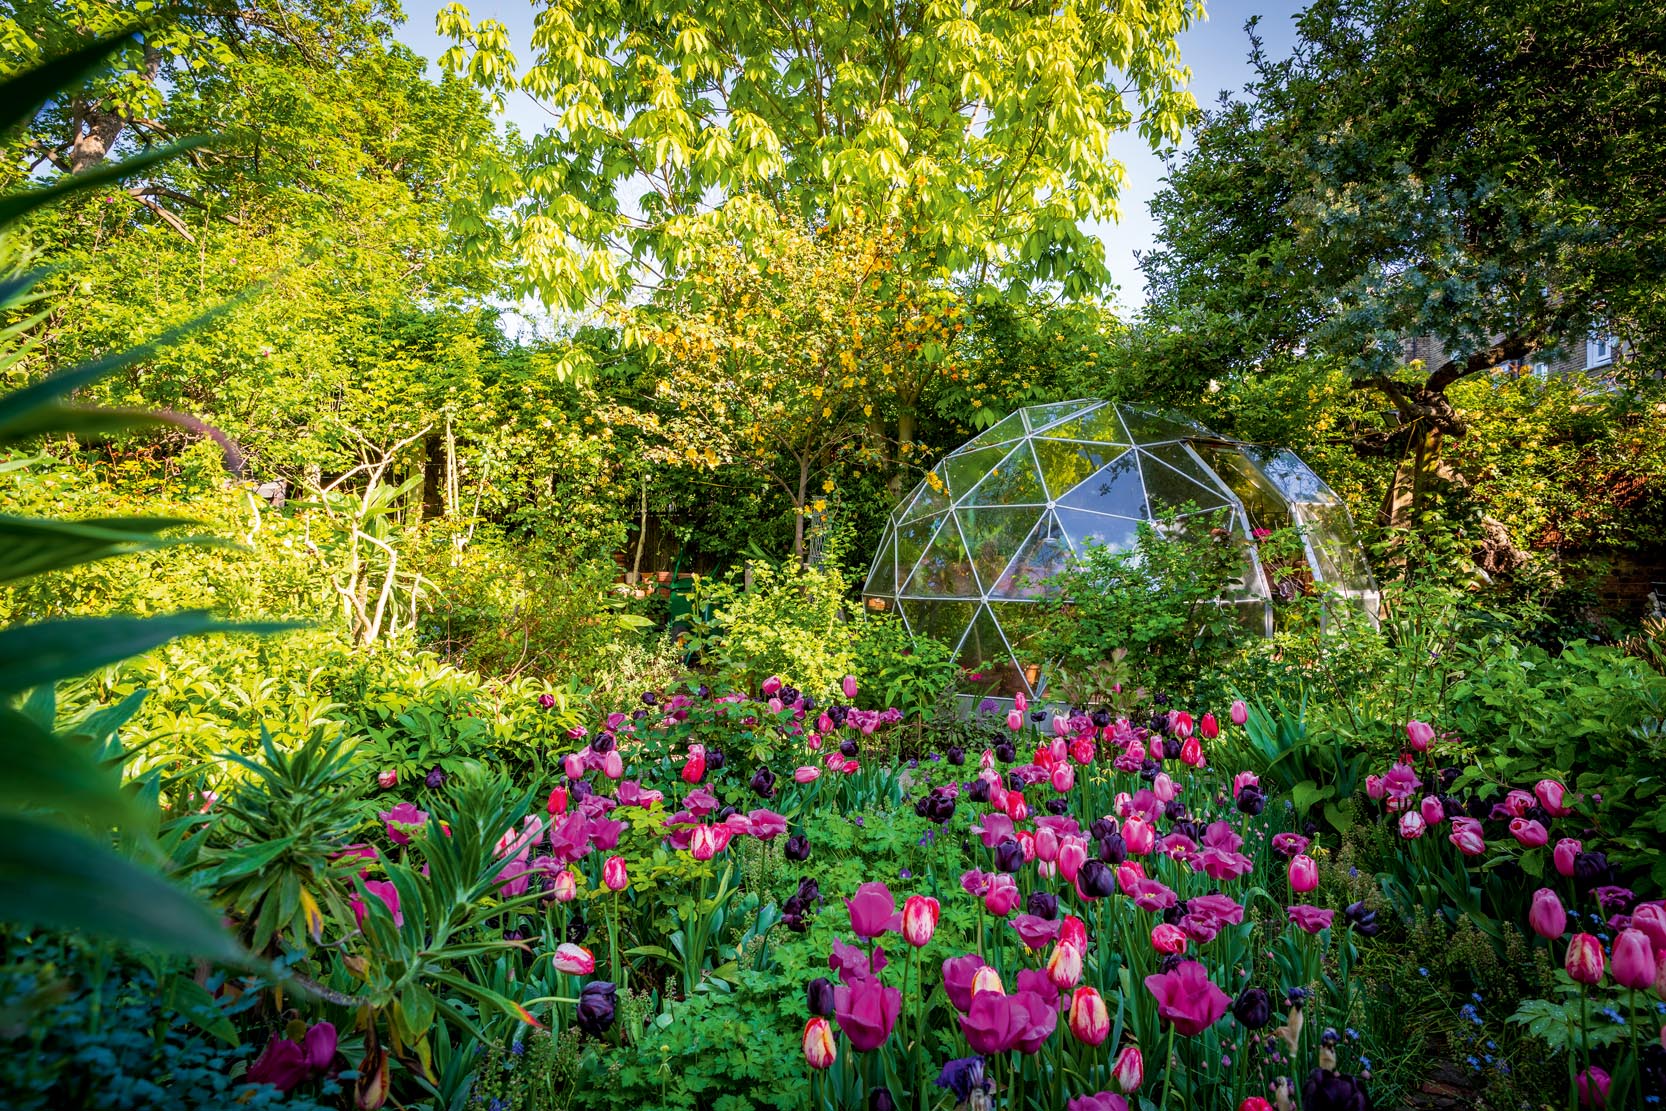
left=1145, top=443, right=1236, bottom=503
left=903, top=516, right=978, bottom=597
left=942, top=445, right=1010, bottom=502
left=994, top=512, right=1075, bottom=598
left=903, top=598, right=978, bottom=649
left=893, top=513, right=945, bottom=588
left=1032, top=438, right=1122, bottom=501
left=1055, top=509, right=1142, bottom=555
left=1192, top=443, right=1294, bottom=535
left=902, top=474, right=953, bottom=522
left=1245, top=448, right=1341, bottom=505
left=949, top=411, right=1026, bottom=454
left=1021, top=400, right=1095, bottom=433
left=989, top=600, right=1048, bottom=672
left=964, top=441, right=1048, bottom=506
left=1119, top=408, right=1201, bottom=443
left=1040, top=403, right=1129, bottom=445
left=958, top=604, right=1029, bottom=697
left=1055, top=451, right=1145, bottom=517
left=1137, top=450, right=1233, bottom=516
left=863, top=533, right=898, bottom=596
left=955, top=505, right=1045, bottom=593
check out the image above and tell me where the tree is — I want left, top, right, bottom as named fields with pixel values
left=435, top=0, right=1203, bottom=310
left=1139, top=0, right=1666, bottom=536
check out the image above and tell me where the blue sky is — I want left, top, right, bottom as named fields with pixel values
left=394, top=0, right=1305, bottom=306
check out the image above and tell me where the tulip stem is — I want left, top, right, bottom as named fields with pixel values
left=1160, top=1022, right=1177, bottom=1111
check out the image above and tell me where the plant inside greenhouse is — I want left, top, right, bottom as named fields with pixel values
left=4, top=2, right=1666, bottom=1110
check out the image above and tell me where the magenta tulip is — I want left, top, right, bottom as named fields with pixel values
left=842, top=674, right=859, bottom=700
left=1554, top=838, right=1582, bottom=878
left=1579, top=1066, right=1610, bottom=1107
left=833, top=972, right=901, bottom=1051
left=1529, top=889, right=1567, bottom=940
left=1230, top=700, right=1248, bottom=726
left=1405, top=720, right=1435, bottom=751
left=846, top=882, right=902, bottom=939
left=1288, top=854, right=1318, bottom=893
left=1614, top=929, right=1656, bottom=990
left=1143, top=961, right=1231, bottom=1036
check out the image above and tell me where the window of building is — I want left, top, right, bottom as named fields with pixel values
left=1586, top=336, right=1614, bottom=369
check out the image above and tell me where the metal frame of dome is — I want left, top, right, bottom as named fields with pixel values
left=860, top=400, right=1380, bottom=699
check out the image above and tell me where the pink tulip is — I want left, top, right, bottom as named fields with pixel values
left=803, top=1017, right=836, bottom=1069
left=1529, top=888, right=1567, bottom=939
left=376, top=769, right=398, bottom=790
left=1364, top=775, right=1386, bottom=800
left=1152, top=772, right=1176, bottom=803
left=1631, top=903, right=1666, bottom=958
left=1233, top=770, right=1259, bottom=798
left=551, top=942, right=595, bottom=974
left=1287, top=854, right=1318, bottom=893
left=603, top=855, right=628, bottom=891
left=1230, top=700, right=1248, bottom=726
left=1614, top=929, right=1656, bottom=990
left=547, top=785, right=569, bottom=815
left=1113, top=1045, right=1144, bottom=1092
left=1200, top=713, right=1219, bottom=740
left=1509, top=818, right=1548, bottom=848
left=842, top=674, right=859, bottom=700
left=794, top=765, right=821, bottom=783
left=984, top=874, right=1020, bottom=917
left=1061, top=915, right=1088, bottom=951
left=1399, top=811, right=1426, bottom=839
left=1006, top=708, right=1023, bottom=731
left=1179, top=736, right=1203, bottom=766
left=1567, top=932, right=1606, bottom=984
left=1171, top=711, right=1194, bottom=738
left=1124, top=815, right=1155, bottom=856
left=1014, top=692, right=1028, bottom=713
left=1535, top=779, right=1572, bottom=817
left=761, top=675, right=782, bottom=696
left=1405, top=720, right=1435, bottom=751
left=1419, top=795, right=1445, bottom=827
left=902, top=895, right=940, bottom=948
left=1051, top=763, right=1076, bottom=792
left=1046, top=940, right=1083, bottom=990
left=1151, top=923, right=1188, bottom=955
left=563, top=752, right=587, bottom=779
left=1554, top=838, right=1582, bottom=877
left=1068, top=986, right=1111, bottom=1046
left=1448, top=817, right=1486, bottom=856
left=552, top=869, right=578, bottom=902
left=602, top=749, right=623, bottom=779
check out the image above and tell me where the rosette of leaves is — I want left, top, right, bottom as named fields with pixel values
left=0, top=35, right=283, bottom=961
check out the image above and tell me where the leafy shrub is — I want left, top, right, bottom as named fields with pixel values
left=684, top=560, right=855, bottom=698
left=848, top=612, right=957, bottom=721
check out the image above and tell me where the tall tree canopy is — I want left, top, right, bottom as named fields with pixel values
left=1139, top=0, right=1666, bottom=530
left=435, top=0, right=1203, bottom=309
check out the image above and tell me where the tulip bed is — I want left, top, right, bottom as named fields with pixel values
left=329, top=677, right=1664, bottom=1111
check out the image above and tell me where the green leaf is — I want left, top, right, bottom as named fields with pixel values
left=0, top=613, right=299, bottom=694
left=0, top=514, right=224, bottom=583
left=0, top=706, right=144, bottom=827
left=164, top=973, right=239, bottom=1045
left=0, top=32, right=138, bottom=139
left=0, top=814, right=244, bottom=962
left=0, top=138, right=213, bottom=228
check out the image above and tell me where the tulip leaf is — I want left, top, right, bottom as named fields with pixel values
left=0, top=612, right=299, bottom=694
left=0, top=32, right=137, bottom=139
left=0, top=514, right=222, bottom=584
left=0, top=814, right=244, bottom=962
left=164, top=973, right=240, bottom=1046
left=0, top=706, right=144, bottom=828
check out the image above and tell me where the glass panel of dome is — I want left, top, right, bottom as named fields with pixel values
left=893, top=512, right=945, bottom=590
left=863, top=534, right=899, bottom=596
left=958, top=604, right=1024, bottom=691
left=1193, top=443, right=1294, bottom=534
left=964, top=441, right=1048, bottom=506
left=1054, top=451, right=1144, bottom=517
left=956, top=504, right=1048, bottom=594
left=1038, top=403, right=1129, bottom=445
left=1032, top=437, right=1119, bottom=500
left=942, top=445, right=1011, bottom=502
left=901, top=474, right=952, bottom=522
left=1054, top=508, right=1142, bottom=555
left=1300, top=504, right=1377, bottom=590
left=1143, top=443, right=1238, bottom=503
left=994, top=512, right=1074, bottom=597
left=989, top=600, right=1047, bottom=674
left=1118, top=408, right=1200, bottom=443
left=1137, top=450, right=1234, bottom=515
left=901, top=598, right=978, bottom=649
left=1249, top=448, right=1340, bottom=505
left=1021, top=399, right=1096, bottom=433
left=904, top=515, right=978, bottom=597
left=949, top=410, right=1027, bottom=454
left=1223, top=599, right=1272, bottom=637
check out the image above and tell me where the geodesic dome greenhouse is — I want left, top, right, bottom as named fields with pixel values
left=860, top=400, right=1379, bottom=699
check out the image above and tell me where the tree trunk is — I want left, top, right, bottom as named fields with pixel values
left=888, top=409, right=916, bottom=497
left=794, top=457, right=811, bottom=565
left=1377, top=417, right=1444, bottom=532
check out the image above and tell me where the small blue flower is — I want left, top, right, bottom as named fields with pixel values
left=900, top=868, right=912, bottom=880
left=1419, top=967, right=1429, bottom=977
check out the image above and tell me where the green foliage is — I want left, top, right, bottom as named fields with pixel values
left=848, top=612, right=957, bottom=723
left=1039, top=512, right=1269, bottom=700
left=685, top=560, right=854, bottom=699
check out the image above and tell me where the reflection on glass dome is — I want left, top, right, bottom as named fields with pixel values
left=861, top=401, right=1379, bottom=699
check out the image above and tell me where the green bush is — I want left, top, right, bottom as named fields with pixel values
left=684, top=559, right=855, bottom=698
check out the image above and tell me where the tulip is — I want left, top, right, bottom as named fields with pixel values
left=1179, top=736, right=1203, bottom=766
left=1579, top=1066, right=1610, bottom=1107
left=984, top=874, right=1020, bottom=916
left=902, top=895, right=940, bottom=948
left=762, top=675, right=782, bottom=696
left=1529, top=888, right=1567, bottom=939
left=1068, top=986, right=1111, bottom=1046
left=794, top=765, right=821, bottom=783
left=602, top=856, right=628, bottom=892
left=1398, top=811, right=1426, bottom=839
left=1123, top=815, right=1154, bottom=856
left=1200, top=712, right=1219, bottom=739
left=971, top=965, right=1005, bottom=998
left=1230, top=700, right=1248, bottom=726
left=1288, top=854, right=1318, bottom=893
left=547, top=785, right=569, bottom=815
left=1448, top=818, right=1486, bottom=856
left=1152, top=773, right=1176, bottom=803
left=1151, top=922, right=1188, bottom=955
left=1057, top=836, right=1090, bottom=882
left=602, top=749, right=623, bottom=779
left=1060, top=915, right=1088, bottom=951
left=847, top=882, right=902, bottom=939
left=552, top=942, right=595, bottom=974
left=842, top=674, right=859, bottom=700
left=1233, top=770, right=1259, bottom=798
left=1406, top=720, right=1435, bottom=751
left=1419, top=795, right=1445, bottom=827
left=1006, top=708, right=1023, bottom=731
left=1555, top=838, right=1582, bottom=878
left=1536, top=778, right=1573, bottom=817
left=681, top=747, right=706, bottom=784
left=1240, top=1100, right=1273, bottom=1111
left=1566, top=932, right=1606, bottom=984
left=1077, top=860, right=1116, bottom=899
left=1144, top=961, right=1231, bottom=1036
left=380, top=802, right=428, bottom=846
left=1614, top=929, right=1656, bottom=990
left=1112, top=1045, right=1144, bottom=1092
left=1014, top=691, right=1028, bottom=713
left=1232, top=986, right=1271, bottom=1029
left=1046, top=941, right=1083, bottom=990
left=551, top=868, right=578, bottom=902
left=1509, top=817, right=1548, bottom=848
left=833, top=974, right=902, bottom=1052
left=376, top=768, right=398, bottom=790
left=1051, top=762, right=1076, bottom=792
left=577, top=981, right=617, bottom=1035
left=803, top=1016, right=837, bottom=1069
left=1631, top=903, right=1666, bottom=957
left=807, top=977, right=836, bottom=1016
